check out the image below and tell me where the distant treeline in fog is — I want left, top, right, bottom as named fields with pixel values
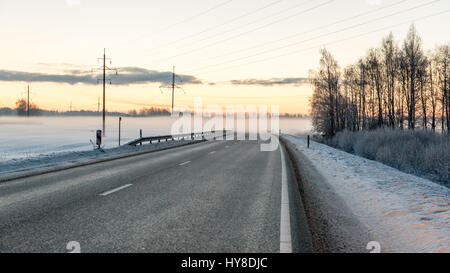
left=0, top=102, right=171, bottom=117
left=1, top=100, right=307, bottom=118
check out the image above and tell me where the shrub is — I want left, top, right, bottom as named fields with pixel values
left=328, top=129, right=449, bottom=187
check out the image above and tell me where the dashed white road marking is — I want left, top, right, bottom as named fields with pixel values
left=280, top=146, right=293, bottom=253
left=179, top=161, right=191, bottom=166
left=210, top=151, right=216, bottom=154
left=99, top=184, right=132, bottom=196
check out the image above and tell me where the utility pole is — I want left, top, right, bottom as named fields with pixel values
left=94, top=48, right=118, bottom=136
left=118, top=117, right=122, bottom=146
left=172, top=66, right=175, bottom=114
left=27, top=84, right=30, bottom=117
left=102, top=49, right=106, bottom=136
left=160, top=65, right=184, bottom=115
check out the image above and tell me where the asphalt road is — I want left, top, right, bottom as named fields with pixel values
left=0, top=139, right=310, bottom=253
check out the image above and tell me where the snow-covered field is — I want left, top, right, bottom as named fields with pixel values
left=285, top=134, right=450, bottom=253
left=0, top=116, right=311, bottom=176
left=0, top=116, right=312, bottom=162
left=0, top=139, right=199, bottom=178
left=0, top=116, right=177, bottom=162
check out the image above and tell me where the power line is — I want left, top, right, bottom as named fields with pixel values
left=196, top=0, right=412, bottom=64
left=143, top=0, right=284, bottom=55
left=153, top=0, right=334, bottom=63
left=161, top=0, right=234, bottom=32
left=154, top=0, right=309, bottom=55
left=184, top=0, right=441, bottom=74
left=120, top=0, right=234, bottom=47
left=193, top=9, right=450, bottom=77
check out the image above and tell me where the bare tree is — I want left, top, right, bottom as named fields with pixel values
left=310, top=49, right=341, bottom=137
left=309, top=25, right=449, bottom=137
left=435, top=45, right=450, bottom=134
left=366, top=48, right=384, bottom=128
left=402, top=25, right=426, bottom=130
left=381, top=33, right=398, bottom=128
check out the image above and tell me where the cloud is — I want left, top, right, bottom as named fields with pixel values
left=229, top=77, right=308, bottom=86
left=0, top=67, right=202, bottom=85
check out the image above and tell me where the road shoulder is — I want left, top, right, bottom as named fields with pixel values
left=281, top=136, right=373, bottom=253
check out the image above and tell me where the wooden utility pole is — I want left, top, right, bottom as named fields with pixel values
left=102, top=49, right=106, bottom=136
left=172, top=66, right=175, bottom=114
left=94, top=48, right=118, bottom=136
left=27, top=84, right=30, bottom=117
left=160, top=65, right=183, bottom=115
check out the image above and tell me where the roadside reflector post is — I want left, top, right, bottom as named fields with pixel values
left=96, top=130, right=102, bottom=149
left=307, top=135, right=310, bottom=149
left=139, top=129, right=142, bottom=146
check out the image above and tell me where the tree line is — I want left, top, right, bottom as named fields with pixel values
left=0, top=99, right=171, bottom=117
left=310, top=25, right=450, bottom=137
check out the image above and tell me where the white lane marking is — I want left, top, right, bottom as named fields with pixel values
left=280, top=146, right=293, bottom=253
left=99, top=184, right=132, bottom=196
left=210, top=151, right=216, bottom=154
left=179, top=161, right=191, bottom=166
left=225, top=145, right=229, bottom=148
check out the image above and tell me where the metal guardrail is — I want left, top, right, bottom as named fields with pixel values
left=127, top=130, right=229, bottom=146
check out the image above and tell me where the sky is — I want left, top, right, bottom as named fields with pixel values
left=0, top=0, right=449, bottom=114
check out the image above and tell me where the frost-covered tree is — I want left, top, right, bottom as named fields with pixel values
left=309, top=49, right=341, bottom=137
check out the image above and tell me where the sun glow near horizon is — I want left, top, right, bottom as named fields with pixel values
left=0, top=0, right=449, bottom=114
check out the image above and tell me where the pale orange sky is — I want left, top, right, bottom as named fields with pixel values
left=0, top=0, right=449, bottom=114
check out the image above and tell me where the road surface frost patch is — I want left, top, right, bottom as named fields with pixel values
left=285, top=135, right=449, bottom=253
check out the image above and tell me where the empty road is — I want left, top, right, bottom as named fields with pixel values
left=0, top=140, right=310, bottom=253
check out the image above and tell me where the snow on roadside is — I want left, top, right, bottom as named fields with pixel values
left=0, top=139, right=196, bottom=178
left=285, top=134, right=450, bottom=253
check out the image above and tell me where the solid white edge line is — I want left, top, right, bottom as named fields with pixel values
left=179, top=161, right=191, bottom=166
left=280, top=145, right=293, bottom=253
left=99, top=184, right=133, bottom=196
